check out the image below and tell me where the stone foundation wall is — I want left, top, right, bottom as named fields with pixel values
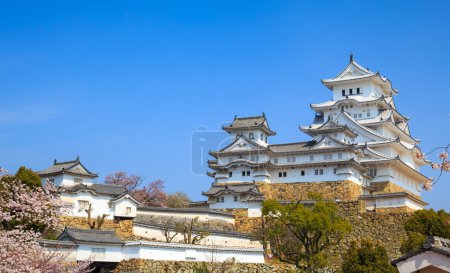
left=114, top=259, right=296, bottom=273
left=370, top=181, right=421, bottom=199
left=257, top=180, right=362, bottom=202
left=59, top=216, right=133, bottom=239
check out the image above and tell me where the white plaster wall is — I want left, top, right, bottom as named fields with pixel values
left=60, top=192, right=114, bottom=219
left=114, top=197, right=137, bottom=218
left=77, top=244, right=123, bottom=262
left=396, top=251, right=450, bottom=273
left=124, top=243, right=265, bottom=263
left=136, top=210, right=234, bottom=223
left=132, top=224, right=261, bottom=248
left=42, top=174, right=94, bottom=187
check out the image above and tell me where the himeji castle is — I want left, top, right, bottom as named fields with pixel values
left=203, top=55, right=430, bottom=213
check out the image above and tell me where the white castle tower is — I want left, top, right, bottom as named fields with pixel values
left=203, top=55, right=430, bottom=214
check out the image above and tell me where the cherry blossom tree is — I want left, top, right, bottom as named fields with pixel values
left=104, top=172, right=168, bottom=207
left=0, top=171, right=91, bottom=272
left=416, top=144, right=449, bottom=191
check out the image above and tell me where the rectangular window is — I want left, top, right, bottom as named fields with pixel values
left=246, top=171, right=250, bottom=176
left=274, top=158, right=278, bottom=164
left=287, top=156, right=296, bottom=163
left=126, top=207, right=131, bottom=215
left=319, top=169, right=324, bottom=175
left=301, top=170, right=305, bottom=176
left=229, top=172, right=233, bottom=177
left=315, top=169, right=323, bottom=175
left=216, top=197, right=220, bottom=203
left=338, top=153, right=343, bottom=159
left=74, top=178, right=83, bottom=183
left=278, top=172, right=282, bottom=177
left=349, top=89, right=353, bottom=95
left=283, top=172, right=287, bottom=177
left=265, top=136, right=268, bottom=143
left=251, top=155, right=259, bottom=162
left=333, top=168, right=337, bottom=174
left=310, top=155, right=314, bottom=161
left=48, top=178, right=55, bottom=184
left=323, top=154, right=332, bottom=160
left=220, top=197, right=224, bottom=202
left=287, top=157, right=291, bottom=163
left=242, top=171, right=246, bottom=176
left=234, top=196, right=238, bottom=202
left=315, top=169, right=319, bottom=175
left=357, top=88, right=361, bottom=94
left=92, top=248, right=106, bottom=259
left=353, top=114, right=358, bottom=118
left=369, top=168, right=378, bottom=177
left=358, top=113, right=362, bottom=118
left=260, top=134, right=263, bottom=141
left=228, top=157, right=233, bottom=162
left=367, top=111, right=371, bottom=117
left=78, top=200, right=89, bottom=210
left=342, top=90, right=345, bottom=96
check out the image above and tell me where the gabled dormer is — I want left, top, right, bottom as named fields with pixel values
left=321, top=54, right=398, bottom=100
left=37, top=156, right=98, bottom=187
left=222, top=114, right=276, bottom=147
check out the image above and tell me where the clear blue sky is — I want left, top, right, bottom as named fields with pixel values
left=1, top=1, right=449, bottom=209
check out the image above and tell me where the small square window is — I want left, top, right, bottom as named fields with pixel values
left=319, top=169, right=324, bottom=175
left=301, top=170, right=305, bottom=176
left=220, top=197, right=225, bottom=202
left=353, top=114, right=358, bottom=118
left=278, top=172, right=282, bottom=177
left=216, top=197, right=220, bottom=203
left=315, top=169, right=319, bottom=175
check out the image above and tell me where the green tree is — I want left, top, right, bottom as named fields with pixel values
left=401, top=209, right=450, bottom=253
left=341, top=239, right=397, bottom=273
left=262, top=193, right=351, bottom=273
left=14, top=166, right=42, bottom=188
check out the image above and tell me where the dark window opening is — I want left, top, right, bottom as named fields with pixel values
left=357, top=88, right=361, bottom=94
left=229, top=172, right=233, bottom=177
left=301, top=170, right=305, bottom=176
left=342, top=90, right=345, bottom=96
left=349, top=89, right=353, bottom=95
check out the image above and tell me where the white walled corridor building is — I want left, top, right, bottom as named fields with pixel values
left=204, top=55, right=430, bottom=213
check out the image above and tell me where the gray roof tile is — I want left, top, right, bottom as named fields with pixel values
left=58, top=227, right=124, bottom=245
left=62, top=183, right=127, bottom=197
left=38, top=157, right=98, bottom=178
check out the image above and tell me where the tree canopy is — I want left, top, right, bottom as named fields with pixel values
left=341, top=239, right=397, bottom=273
left=262, top=193, right=351, bottom=272
left=401, top=208, right=450, bottom=253
left=167, top=192, right=191, bottom=208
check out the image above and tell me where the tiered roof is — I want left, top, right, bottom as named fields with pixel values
left=62, top=183, right=128, bottom=197
left=38, top=156, right=98, bottom=178
left=223, top=114, right=276, bottom=136
left=202, top=182, right=265, bottom=201
left=321, top=55, right=398, bottom=96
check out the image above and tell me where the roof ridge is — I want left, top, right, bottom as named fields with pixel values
left=66, top=227, right=115, bottom=233
left=234, top=115, right=265, bottom=120
left=269, top=141, right=313, bottom=147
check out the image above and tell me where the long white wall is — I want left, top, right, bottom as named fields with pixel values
left=133, top=223, right=261, bottom=248
left=48, top=242, right=265, bottom=264
left=137, top=209, right=234, bottom=224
